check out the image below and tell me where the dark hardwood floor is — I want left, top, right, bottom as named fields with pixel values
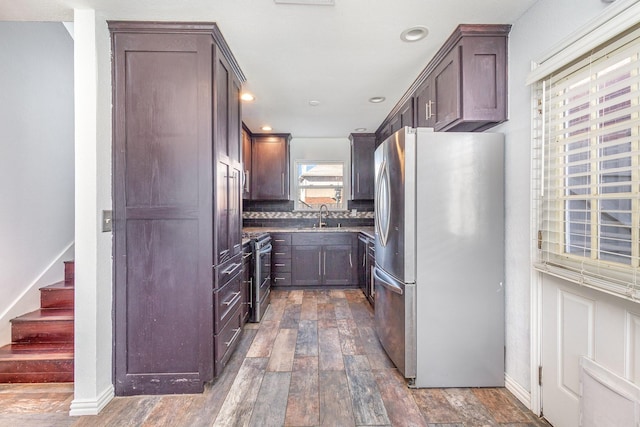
left=0, top=289, right=550, bottom=426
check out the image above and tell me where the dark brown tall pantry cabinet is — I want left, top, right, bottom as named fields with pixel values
left=109, top=22, right=244, bottom=396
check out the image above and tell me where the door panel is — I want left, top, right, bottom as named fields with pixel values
left=542, top=282, right=595, bottom=427
left=323, top=244, right=354, bottom=285
left=375, top=129, right=409, bottom=282
left=112, top=30, right=214, bottom=394
left=291, top=246, right=322, bottom=286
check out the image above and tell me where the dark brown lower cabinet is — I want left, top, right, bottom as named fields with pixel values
left=290, top=233, right=357, bottom=287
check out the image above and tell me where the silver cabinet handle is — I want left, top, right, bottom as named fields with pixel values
left=323, top=251, right=326, bottom=276
left=223, top=291, right=241, bottom=306
left=244, top=170, right=250, bottom=193
left=225, top=328, right=242, bottom=347
left=349, top=253, right=352, bottom=268
left=275, top=263, right=286, bottom=267
left=281, top=173, right=285, bottom=195
left=222, top=262, right=242, bottom=276
left=427, top=100, right=435, bottom=119
left=357, top=172, right=360, bottom=193
left=248, top=277, right=253, bottom=307
left=318, top=251, right=321, bottom=277
left=275, top=239, right=285, bottom=243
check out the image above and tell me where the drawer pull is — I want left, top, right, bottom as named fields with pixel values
left=275, top=239, right=286, bottom=243
left=275, top=252, right=286, bottom=256
left=242, top=252, right=252, bottom=260
left=222, top=262, right=241, bottom=276
left=274, top=276, right=286, bottom=281
left=225, top=328, right=242, bottom=347
left=275, top=263, right=286, bottom=267
left=223, top=292, right=241, bottom=306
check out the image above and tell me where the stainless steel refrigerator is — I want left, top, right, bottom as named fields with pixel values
left=374, top=127, right=504, bottom=387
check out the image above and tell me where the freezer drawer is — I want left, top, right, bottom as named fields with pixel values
left=373, top=266, right=416, bottom=379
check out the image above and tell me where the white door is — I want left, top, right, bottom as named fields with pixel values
left=541, top=278, right=596, bottom=427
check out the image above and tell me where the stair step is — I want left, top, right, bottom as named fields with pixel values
left=0, top=343, right=73, bottom=383
left=11, top=309, right=74, bottom=344
left=40, top=281, right=74, bottom=309
left=64, top=260, right=74, bottom=284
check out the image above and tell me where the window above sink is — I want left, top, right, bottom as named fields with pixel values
left=295, top=161, right=345, bottom=211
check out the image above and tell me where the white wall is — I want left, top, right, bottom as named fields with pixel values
left=493, top=0, right=610, bottom=405
left=0, top=22, right=74, bottom=344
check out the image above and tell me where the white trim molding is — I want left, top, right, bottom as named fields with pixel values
left=506, top=373, right=532, bottom=410
left=69, top=384, right=114, bottom=416
left=526, top=0, right=640, bottom=85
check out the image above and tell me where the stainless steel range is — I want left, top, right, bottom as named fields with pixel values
left=246, top=232, right=272, bottom=322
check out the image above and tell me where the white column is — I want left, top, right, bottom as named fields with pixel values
left=69, top=8, right=114, bottom=416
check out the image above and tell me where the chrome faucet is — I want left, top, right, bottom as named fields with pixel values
left=318, top=204, right=329, bottom=228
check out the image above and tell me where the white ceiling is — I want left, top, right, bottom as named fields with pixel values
left=0, top=0, right=539, bottom=138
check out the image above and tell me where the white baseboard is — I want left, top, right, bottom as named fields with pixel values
left=505, top=373, right=532, bottom=411
left=69, top=384, right=115, bottom=416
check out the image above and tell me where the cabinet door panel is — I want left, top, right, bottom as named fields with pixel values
left=323, top=244, right=355, bottom=286
left=433, top=47, right=461, bottom=130
left=350, top=134, right=376, bottom=200
left=415, top=78, right=434, bottom=128
left=251, top=136, right=289, bottom=200
left=292, top=245, right=322, bottom=286
left=215, top=162, right=230, bottom=264
left=112, top=29, right=214, bottom=394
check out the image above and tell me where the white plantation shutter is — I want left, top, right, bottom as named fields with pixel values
left=534, top=24, right=640, bottom=300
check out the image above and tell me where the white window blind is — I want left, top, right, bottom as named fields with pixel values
left=534, top=24, right=640, bottom=300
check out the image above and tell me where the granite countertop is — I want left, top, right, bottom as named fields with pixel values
left=243, top=226, right=375, bottom=239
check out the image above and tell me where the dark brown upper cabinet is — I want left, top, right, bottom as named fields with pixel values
left=250, top=133, right=291, bottom=201
left=109, top=21, right=245, bottom=396
left=378, top=24, right=511, bottom=142
left=350, top=133, right=376, bottom=200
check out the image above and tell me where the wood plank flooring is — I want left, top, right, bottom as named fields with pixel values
left=0, top=289, right=550, bottom=426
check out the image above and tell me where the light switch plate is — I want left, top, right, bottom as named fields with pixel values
left=102, top=210, right=113, bottom=232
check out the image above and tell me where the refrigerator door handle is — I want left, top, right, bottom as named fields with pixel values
left=373, top=266, right=403, bottom=295
left=375, top=159, right=391, bottom=247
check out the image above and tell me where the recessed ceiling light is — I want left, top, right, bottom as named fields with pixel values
left=261, top=125, right=272, bottom=131
left=400, top=26, right=429, bottom=42
left=354, top=128, right=367, bottom=132
left=369, top=96, right=386, bottom=103
left=309, top=100, right=321, bottom=106
left=240, top=93, right=255, bottom=102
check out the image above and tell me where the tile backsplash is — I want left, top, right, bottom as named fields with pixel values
left=242, top=210, right=374, bottom=228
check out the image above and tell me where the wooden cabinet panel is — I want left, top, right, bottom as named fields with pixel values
left=290, top=232, right=357, bottom=287
left=432, top=47, right=461, bottom=130
left=323, top=244, right=354, bottom=286
left=251, top=134, right=290, bottom=200
left=350, top=133, right=376, bottom=200
left=110, top=21, right=244, bottom=395
left=376, top=24, right=510, bottom=135
left=291, top=245, right=322, bottom=286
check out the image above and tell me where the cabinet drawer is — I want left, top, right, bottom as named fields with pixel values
left=216, top=253, right=243, bottom=289
left=272, top=244, right=292, bottom=259
left=272, top=272, right=292, bottom=287
left=270, top=233, right=292, bottom=245
left=214, top=305, right=243, bottom=376
left=292, top=232, right=353, bottom=246
left=273, top=258, right=292, bottom=273
left=214, top=271, right=242, bottom=333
